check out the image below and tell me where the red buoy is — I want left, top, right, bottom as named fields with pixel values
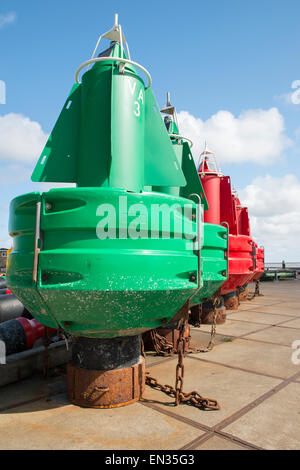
left=198, top=147, right=255, bottom=295
left=250, top=246, right=265, bottom=282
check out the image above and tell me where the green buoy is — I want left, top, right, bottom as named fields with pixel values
left=7, top=15, right=227, bottom=407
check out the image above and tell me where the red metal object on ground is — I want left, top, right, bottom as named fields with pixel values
left=250, top=246, right=265, bottom=282
left=17, top=317, right=54, bottom=350
left=198, top=148, right=255, bottom=295
left=0, top=316, right=56, bottom=355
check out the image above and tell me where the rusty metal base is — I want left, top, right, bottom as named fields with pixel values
left=200, top=306, right=227, bottom=325
left=224, top=294, right=239, bottom=310
left=238, top=287, right=249, bottom=302
left=143, top=323, right=191, bottom=353
left=67, top=356, right=145, bottom=408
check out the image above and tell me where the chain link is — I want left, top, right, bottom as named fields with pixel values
left=144, top=296, right=221, bottom=412
left=154, top=293, right=220, bottom=356
left=247, top=280, right=261, bottom=300
left=150, top=329, right=174, bottom=356
left=144, top=319, right=220, bottom=411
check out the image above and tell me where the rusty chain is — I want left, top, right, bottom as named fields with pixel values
left=144, top=296, right=221, bottom=411
left=255, top=280, right=260, bottom=296
left=237, top=286, right=242, bottom=306
left=144, top=318, right=220, bottom=411
left=247, top=280, right=262, bottom=300
left=150, top=329, right=174, bottom=356
left=151, top=293, right=220, bottom=356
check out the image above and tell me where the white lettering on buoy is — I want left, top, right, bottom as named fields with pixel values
left=133, top=100, right=140, bottom=117
left=128, top=81, right=136, bottom=95
left=138, top=89, right=144, bottom=104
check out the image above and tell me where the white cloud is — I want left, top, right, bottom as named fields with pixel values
left=274, top=93, right=295, bottom=105
left=274, top=81, right=300, bottom=106
left=177, top=107, right=292, bottom=166
left=0, top=12, right=16, bottom=29
left=295, top=126, right=300, bottom=139
left=0, top=163, right=31, bottom=185
left=239, top=174, right=300, bottom=261
left=0, top=113, right=48, bottom=164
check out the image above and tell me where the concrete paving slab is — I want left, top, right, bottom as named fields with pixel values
left=195, top=435, right=248, bottom=450
left=0, top=375, right=65, bottom=411
left=280, top=303, right=300, bottom=312
left=250, top=304, right=299, bottom=315
left=257, top=298, right=284, bottom=303
left=281, top=318, right=300, bottom=329
left=0, top=393, right=202, bottom=450
left=242, top=297, right=281, bottom=306
left=195, top=338, right=298, bottom=379
left=0, top=279, right=299, bottom=450
left=245, top=325, right=300, bottom=347
left=143, top=357, right=280, bottom=428
left=0, top=376, right=45, bottom=411
left=189, top=328, right=231, bottom=347
left=233, top=303, right=261, bottom=311
left=199, top=319, right=264, bottom=338
left=226, top=310, right=293, bottom=325
left=145, top=353, right=175, bottom=368
left=223, top=382, right=300, bottom=450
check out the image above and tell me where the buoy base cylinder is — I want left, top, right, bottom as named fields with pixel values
left=238, top=285, right=249, bottom=302
left=201, top=299, right=227, bottom=325
left=143, top=321, right=191, bottom=353
left=224, top=292, right=239, bottom=310
left=67, top=335, right=145, bottom=408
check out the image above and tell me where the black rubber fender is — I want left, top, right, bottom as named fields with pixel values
left=0, top=295, right=28, bottom=323
left=0, top=318, right=27, bottom=355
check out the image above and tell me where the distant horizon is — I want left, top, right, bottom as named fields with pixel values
left=0, top=0, right=300, bottom=261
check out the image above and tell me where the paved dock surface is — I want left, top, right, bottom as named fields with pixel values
left=0, top=280, right=299, bottom=450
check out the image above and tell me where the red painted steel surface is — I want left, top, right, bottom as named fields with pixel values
left=17, top=317, right=55, bottom=349
left=251, top=247, right=265, bottom=282
left=199, top=161, right=255, bottom=295
left=221, top=234, right=254, bottom=294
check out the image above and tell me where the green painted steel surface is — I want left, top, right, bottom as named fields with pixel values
left=8, top=188, right=200, bottom=337
left=7, top=31, right=228, bottom=339
left=32, top=44, right=186, bottom=190
left=155, top=121, right=228, bottom=305
left=191, top=223, right=228, bottom=305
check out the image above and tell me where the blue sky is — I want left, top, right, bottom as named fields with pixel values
left=0, top=0, right=300, bottom=260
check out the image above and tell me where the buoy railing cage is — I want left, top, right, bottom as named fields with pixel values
left=75, top=13, right=152, bottom=89
left=197, top=144, right=222, bottom=176
left=169, top=134, right=194, bottom=148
